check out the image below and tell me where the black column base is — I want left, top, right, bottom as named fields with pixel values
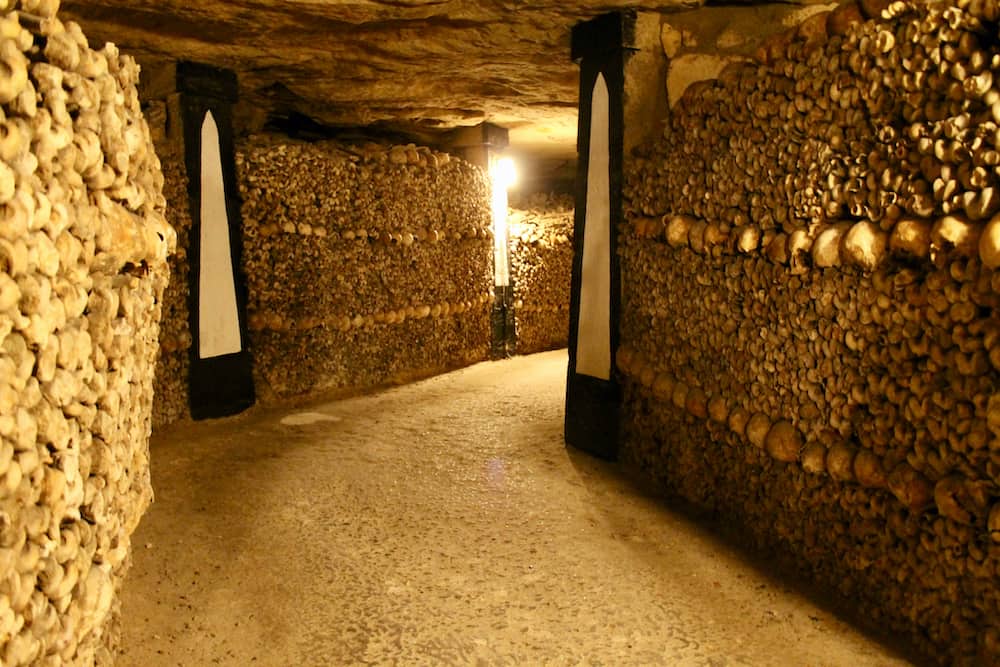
left=565, top=373, right=620, bottom=460
left=189, top=350, right=256, bottom=420
left=491, top=285, right=516, bottom=360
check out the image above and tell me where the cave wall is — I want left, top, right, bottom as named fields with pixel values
left=509, top=193, right=574, bottom=354
left=658, top=2, right=838, bottom=109
left=619, top=1, right=1000, bottom=664
left=0, top=5, right=173, bottom=664
left=237, top=137, right=493, bottom=402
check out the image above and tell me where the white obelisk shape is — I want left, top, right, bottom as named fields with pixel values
left=575, top=74, right=612, bottom=380
left=198, top=111, right=243, bottom=359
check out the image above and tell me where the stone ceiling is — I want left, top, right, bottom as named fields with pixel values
left=59, top=0, right=824, bottom=162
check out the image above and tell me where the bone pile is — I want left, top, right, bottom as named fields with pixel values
left=237, top=137, right=492, bottom=400
left=145, top=128, right=188, bottom=429
left=508, top=192, right=573, bottom=354
left=0, top=0, right=173, bottom=663
left=620, top=0, right=1000, bottom=663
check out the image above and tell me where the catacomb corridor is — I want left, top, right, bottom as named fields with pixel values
left=120, top=352, right=912, bottom=665
left=1, top=0, right=1000, bottom=664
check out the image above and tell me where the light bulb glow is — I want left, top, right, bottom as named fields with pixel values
left=490, top=155, right=513, bottom=287
left=494, top=156, right=517, bottom=189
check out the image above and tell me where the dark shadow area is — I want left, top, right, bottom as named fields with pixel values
left=564, top=446, right=931, bottom=667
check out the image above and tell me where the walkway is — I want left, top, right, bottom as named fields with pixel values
left=119, top=350, right=913, bottom=666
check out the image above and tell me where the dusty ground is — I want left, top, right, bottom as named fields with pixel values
left=119, top=350, right=915, bottom=666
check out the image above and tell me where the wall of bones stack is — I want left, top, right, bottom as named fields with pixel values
left=618, top=0, right=1000, bottom=663
left=145, top=132, right=496, bottom=421
left=509, top=193, right=574, bottom=354
left=147, top=131, right=188, bottom=428
left=0, top=1, right=173, bottom=664
left=237, top=137, right=494, bottom=402
left=143, top=123, right=581, bottom=425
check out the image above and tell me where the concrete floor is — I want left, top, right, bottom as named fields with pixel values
left=120, top=350, right=915, bottom=666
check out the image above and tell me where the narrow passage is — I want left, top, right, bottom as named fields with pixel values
left=120, top=350, right=911, bottom=666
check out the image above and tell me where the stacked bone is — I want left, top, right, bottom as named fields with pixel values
left=237, top=136, right=492, bottom=400
left=144, top=115, right=189, bottom=428
left=620, top=0, right=1000, bottom=664
left=508, top=192, right=574, bottom=353
left=0, top=0, right=173, bottom=663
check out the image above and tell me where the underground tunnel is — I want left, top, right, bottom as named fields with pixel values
left=1, top=0, right=999, bottom=664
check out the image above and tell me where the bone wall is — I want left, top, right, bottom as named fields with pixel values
left=238, top=137, right=493, bottom=401
left=146, top=126, right=189, bottom=429
left=0, top=2, right=173, bottom=663
left=620, top=1, right=1000, bottom=664
left=509, top=193, right=573, bottom=354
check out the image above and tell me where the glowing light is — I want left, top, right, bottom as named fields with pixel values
left=494, top=156, right=517, bottom=189
left=490, top=155, right=514, bottom=287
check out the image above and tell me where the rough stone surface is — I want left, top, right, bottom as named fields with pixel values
left=624, top=12, right=670, bottom=154
left=661, top=3, right=836, bottom=106
left=58, top=0, right=828, bottom=157
left=119, top=351, right=914, bottom=665
left=665, top=53, right=746, bottom=108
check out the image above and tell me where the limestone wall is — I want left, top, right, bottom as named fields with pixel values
left=0, top=3, right=172, bottom=663
left=620, top=1, right=1000, bottom=664
left=659, top=2, right=837, bottom=109
left=238, top=137, right=493, bottom=401
left=509, top=193, right=573, bottom=354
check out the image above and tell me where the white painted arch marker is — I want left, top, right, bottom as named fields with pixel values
left=198, top=110, right=243, bottom=359
left=575, top=73, right=612, bottom=380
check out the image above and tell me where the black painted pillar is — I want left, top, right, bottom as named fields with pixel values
left=565, top=13, right=631, bottom=459
left=178, top=63, right=256, bottom=419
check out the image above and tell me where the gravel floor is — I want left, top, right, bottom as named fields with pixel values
left=118, top=350, right=915, bottom=666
